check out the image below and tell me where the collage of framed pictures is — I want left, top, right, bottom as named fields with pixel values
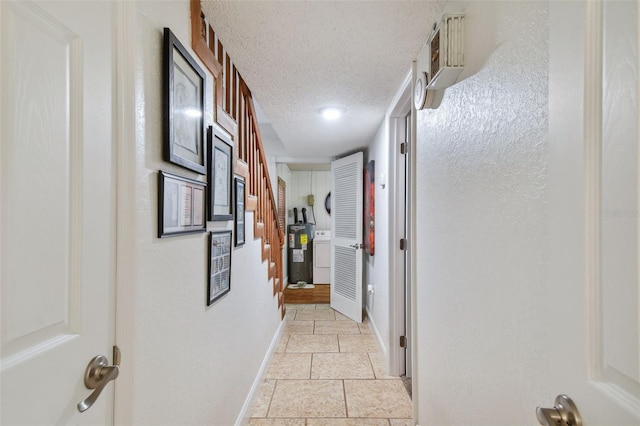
left=158, top=27, right=247, bottom=306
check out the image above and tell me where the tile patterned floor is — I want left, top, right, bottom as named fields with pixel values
left=248, top=304, right=413, bottom=425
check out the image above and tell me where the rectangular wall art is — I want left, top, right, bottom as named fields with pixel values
left=163, top=28, right=206, bottom=174
left=364, top=160, right=375, bottom=255
left=208, top=230, right=232, bottom=305
left=234, top=178, right=245, bottom=247
left=158, top=171, right=206, bottom=237
left=207, top=126, right=234, bottom=221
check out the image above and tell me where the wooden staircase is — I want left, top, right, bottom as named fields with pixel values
left=190, top=0, right=286, bottom=319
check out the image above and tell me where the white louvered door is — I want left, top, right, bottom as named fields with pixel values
left=330, top=152, right=363, bottom=322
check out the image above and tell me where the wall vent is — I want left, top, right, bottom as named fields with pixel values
left=426, top=14, right=465, bottom=91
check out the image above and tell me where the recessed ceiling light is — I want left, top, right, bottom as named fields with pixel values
left=321, top=107, right=342, bottom=120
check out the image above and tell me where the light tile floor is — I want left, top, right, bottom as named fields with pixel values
left=248, top=304, right=413, bottom=426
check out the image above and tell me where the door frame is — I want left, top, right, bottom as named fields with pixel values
left=409, top=62, right=419, bottom=422
left=113, top=0, right=137, bottom=423
left=388, top=72, right=413, bottom=378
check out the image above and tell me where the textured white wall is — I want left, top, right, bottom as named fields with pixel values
left=414, top=2, right=551, bottom=424
left=132, top=2, right=281, bottom=424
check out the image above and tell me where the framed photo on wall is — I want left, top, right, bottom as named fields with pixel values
left=208, top=230, right=232, bottom=305
left=163, top=27, right=206, bottom=174
left=207, top=126, right=234, bottom=221
left=364, top=160, right=375, bottom=255
left=234, top=178, right=245, bottom=247
left=158, top=171, right=206, bottom=237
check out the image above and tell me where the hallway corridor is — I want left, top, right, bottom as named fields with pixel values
left=248, top=304, right=412, bottom=425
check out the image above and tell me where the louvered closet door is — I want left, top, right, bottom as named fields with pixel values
left=331, top=152, right=363, bottom=322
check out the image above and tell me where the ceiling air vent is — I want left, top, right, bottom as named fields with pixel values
left=426, top=14, right=465, bottom=91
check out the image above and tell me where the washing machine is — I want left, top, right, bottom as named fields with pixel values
left=313, top=230, right=331, bottom=284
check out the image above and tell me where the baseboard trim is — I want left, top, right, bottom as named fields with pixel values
left=365, top=306, right=388, bottom=360
left=235, top=318, right=285, bottom=425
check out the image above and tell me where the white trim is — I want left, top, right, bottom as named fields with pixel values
left=235, top=319, right=286, bottom=426
left=275, top=156, right=334, bottom=165
left=583, top=0, right=603, bottom=383
left=584, top=1, right=640, bottom=416
left=388, top=70, right=412, bottom=378
left=388, top=70, right=413, bottom=118
left=365, top=306, right=387, bottom=360
left=113, top=1, right=137, bottom=423
left=409, top=60, right=419, bottom=425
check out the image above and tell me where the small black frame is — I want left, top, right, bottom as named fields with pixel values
left=208, top=230, right=232, bottom=305
left=207, top=126, right=234, bottom=221
left=234, top=178, right=246, bottom=247
left=158, top=171, right=207, bottom=237
left=163, top=27, right=206, bottom=174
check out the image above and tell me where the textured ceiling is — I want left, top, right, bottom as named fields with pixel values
left=201, top=1, right=443, bottom=160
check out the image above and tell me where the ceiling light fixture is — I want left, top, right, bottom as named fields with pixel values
left=321, top=107, right=342, bottom=120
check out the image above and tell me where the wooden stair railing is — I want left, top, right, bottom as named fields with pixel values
left=190, top=0, right=286, bottom=319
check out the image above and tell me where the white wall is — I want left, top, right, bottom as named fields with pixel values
left=131, top=2, right=281, bottom=424
left=364, top=122, right=391, bottom=359
left=414, top=1, right=550, bottom=424
left=287, top=170, right=331, bottom=230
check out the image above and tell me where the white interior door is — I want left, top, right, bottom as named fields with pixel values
left=1, top=1, right=117, bottom=424
left=402, top=113, right=411, bottom=378
left=330, top=152, right=363, bottom=323
left=546, top=1, right=639, bottom=423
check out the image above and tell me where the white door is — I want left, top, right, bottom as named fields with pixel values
left=391, top=112, right=410, bottom=377
left=546, top=0, right=639, bottom=423
left=1, top=1, right=117, bottom=424
left=330, top=152, right=363, bottom=322
left=402, top=114, right=411, bottom=377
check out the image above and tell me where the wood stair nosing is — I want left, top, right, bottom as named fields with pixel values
left=235, top=159, right=249, bottom=179
left=267, top=261, right=276, bottom=279
left=246, top=195, right=258, bottom=212
left=254, top=221, right=265, bottom=238
left=262, top=242, right=271, bottom=263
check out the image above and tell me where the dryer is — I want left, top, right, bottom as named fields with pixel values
left=313, top=230, right=331, bottom=284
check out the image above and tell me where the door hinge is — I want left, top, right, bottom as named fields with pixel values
left=113, top=345, right=121, bottom=366
left=400, top=142, right=408, bottom=155
left=399, top=238, right=408, bottom=250
left=400, top=335, right=407, bottom=348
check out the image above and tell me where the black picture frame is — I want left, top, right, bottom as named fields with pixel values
left=208, top=230, right=232, bottom=305
left=234, top=178, right=245, bottom=247
left=207, top=126, right=234, bottom=221
left=163, top=27, right=206, bottom=174
left=158, top=171, right=206, bottom=237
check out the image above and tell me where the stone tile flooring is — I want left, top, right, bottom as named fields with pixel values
left=248, top=304, right=413, bottom=425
